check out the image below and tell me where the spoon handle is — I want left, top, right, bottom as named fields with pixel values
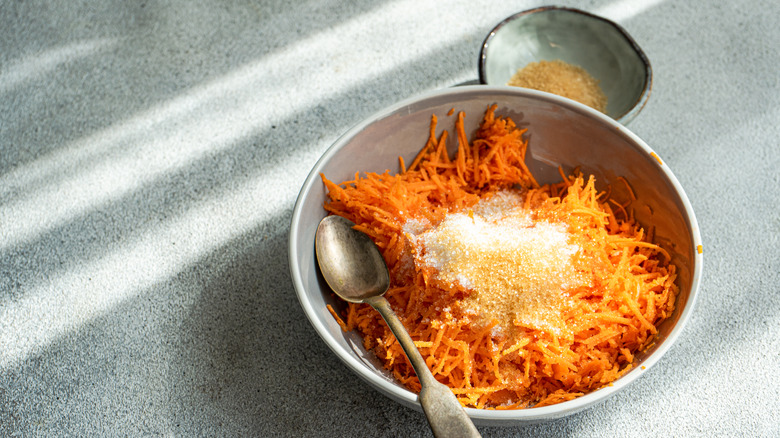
left=367, top=296, right=481, bottom=438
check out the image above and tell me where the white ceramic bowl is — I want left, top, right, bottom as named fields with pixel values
left=289, top=86, right=702, bottom=425
left=479, top=6, right=652, bottom=125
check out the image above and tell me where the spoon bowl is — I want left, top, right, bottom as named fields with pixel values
left=314, top=215, right=481, bottom=438
left=315, top=215, right=390, bottom=302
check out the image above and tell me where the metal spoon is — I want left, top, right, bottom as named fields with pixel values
left=315, top=215, right=481, bottom=438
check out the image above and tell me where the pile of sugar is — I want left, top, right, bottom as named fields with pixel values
left=507, top=59, right=608, bottom=113
left=406, top=191, right=586, bottom=336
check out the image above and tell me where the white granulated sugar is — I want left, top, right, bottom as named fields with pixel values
left=402, top=217, right=431, bottom=236
left=407, top=190, right=586, bottom=336
left=471, top=190, right=528, bottom=221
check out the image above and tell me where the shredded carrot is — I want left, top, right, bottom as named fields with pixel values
left=327, top=304, right=348, bottom=332
left=617, top=176, right=637, bottom=201
left=321, top=105, right=678, bottom=409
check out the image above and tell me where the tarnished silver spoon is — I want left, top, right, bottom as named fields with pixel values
left=315, top=215, right=481, bottom=438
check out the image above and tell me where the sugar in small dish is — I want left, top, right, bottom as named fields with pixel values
left=507, top=59, right=608, bottom=114
left=479, top=7, right=652, bottom=125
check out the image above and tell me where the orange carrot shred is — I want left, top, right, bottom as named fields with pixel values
left=327, top=304, right=348, bottom=332
left=321, top=105, right=678, bottom=409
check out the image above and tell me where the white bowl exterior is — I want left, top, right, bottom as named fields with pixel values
left=289, top=86, right=702, bottom=425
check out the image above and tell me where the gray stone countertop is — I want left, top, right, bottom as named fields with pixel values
left=1, top=0, right=778, bottom=436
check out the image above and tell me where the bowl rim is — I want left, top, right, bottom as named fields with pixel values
left=289, top=85, right=702, bottom=424
left=477, top=6, right=653, bottom=125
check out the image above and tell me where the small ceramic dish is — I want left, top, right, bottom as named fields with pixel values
left=479, top=6, right=652, bottom=125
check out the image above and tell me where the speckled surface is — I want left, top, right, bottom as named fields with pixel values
left=1, top=0, right=778, bottom=437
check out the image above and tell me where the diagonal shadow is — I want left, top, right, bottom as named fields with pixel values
left=0, top=30, right=480, bottom=303
left=0, top=0, right=390, bottom=178
left=0, top=210, right=431, bottom=437
left=10, top=1, right=775, bottom=435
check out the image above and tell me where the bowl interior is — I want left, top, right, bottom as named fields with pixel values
left=479, top=7, right=651, bottom=124
left=289, top=86, right=701, bottom=425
